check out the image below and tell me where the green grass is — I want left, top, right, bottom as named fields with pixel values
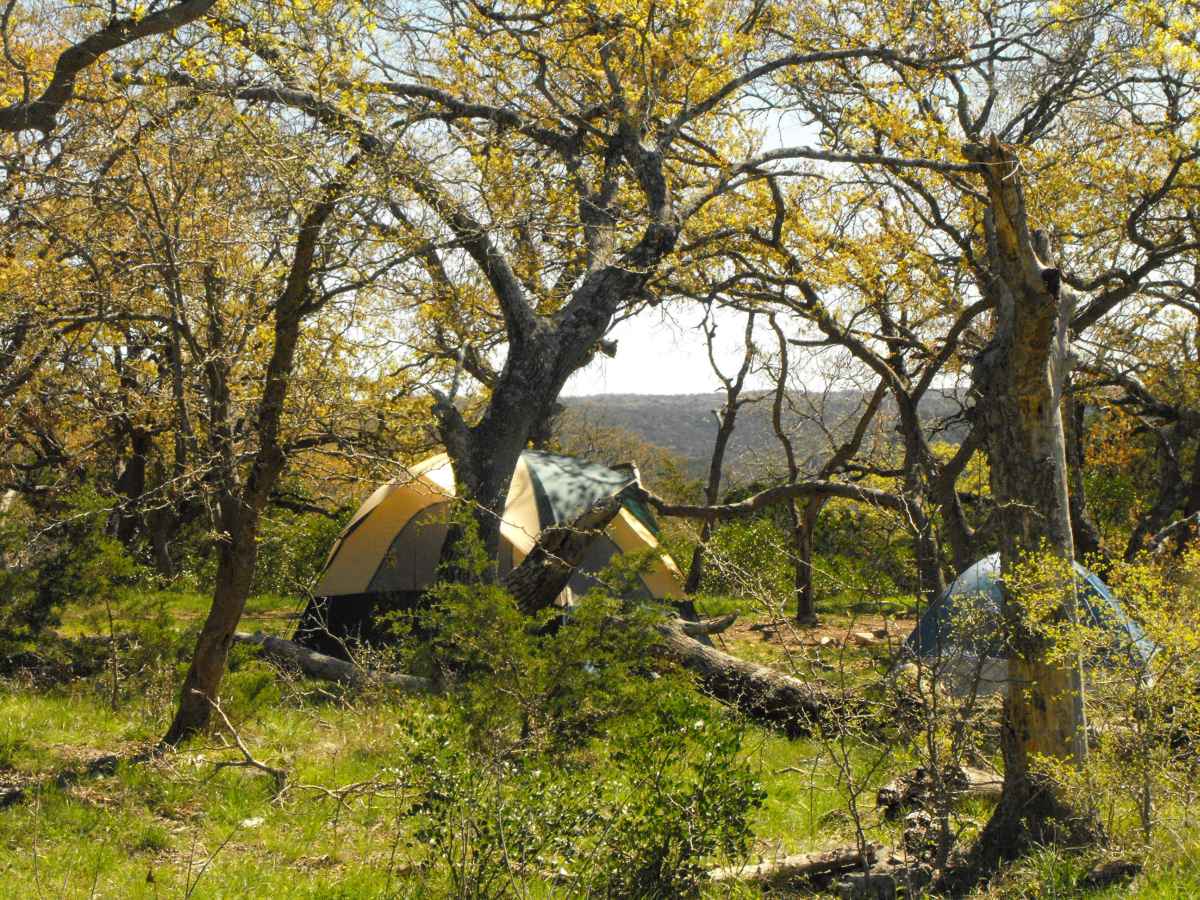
left=0, top=680, right=440, bottom=897
left=2, top=590, right=1198, bottom=897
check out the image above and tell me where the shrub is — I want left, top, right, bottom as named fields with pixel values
left=399, top=506, right=763, bottom=896
left=584, top=692, right=765, bottom=898
left=1, top=487, right=143, bottom=644
left=406, top=690, right=763, bottom=899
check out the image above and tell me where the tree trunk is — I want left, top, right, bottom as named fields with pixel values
left=1065, top=395, right=1104, bottom=561
left=793, top=499, right=820, bottom=624
left=962, top=137, right=1097, bottom=870
left=708, top=845, right=878, bottom=886
left=1124, top=424, right=1188, bottom=561
left=892, top=391, right=948, bottom=603
left=685, top=314, right=757, bottom=592
left=163, top=494, right=272, bottom=744
left=909, top=500, right=946, bottom=604
left=683, top=419, right=732, bottom=591
left=162, top=186, right=341, bottom=745
left=234, top=631, right=434, bottom=691
left=145, top=503, right=180, bottom=577
left=110, top=426, right=152, bottom=546
left=503, top=493, right=626, bottom=615
left=653, top=619, right=841, bottom=736
left=435, top=341, right=555, bottom=576
left=1178, top=438, right=1200, bottom=551
left=928, top=427, right=984, bottom=574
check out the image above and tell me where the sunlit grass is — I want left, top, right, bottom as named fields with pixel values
left=2, top=591, right=1198, bottom=897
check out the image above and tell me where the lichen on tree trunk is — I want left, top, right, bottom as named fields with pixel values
left=959, top=136, right=1099, bottom=876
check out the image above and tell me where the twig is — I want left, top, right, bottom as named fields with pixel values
left=206, top=696, right=287, bottom=795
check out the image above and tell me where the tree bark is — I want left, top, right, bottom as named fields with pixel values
left=503, top=494, right=627, bottom=615
left=164, top=512, right=264, bottom=744
left=928, top=427, right=984, bottom=573
left=794, top=500, right=820, bottom=623
left=962, top=137, right=1097, bottom=870
left=708, top=845, right=878, bottom=886
left=110, top=426, right=152, bottom=547
left=652, top=619, right=841, bottom=736
left=891, top=390, right=948, bottom=603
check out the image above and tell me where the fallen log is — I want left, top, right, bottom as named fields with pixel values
left=261, top=618, right=841, bottom=736
left=876, top=765, right=1003, bottom=818
left=709, top=844, right=878, bottom=887
left=233, top=632, right=435, bottom=693
left=677, top=613, right=737, bottom=637
left=653, top=621, right=842, bottom=736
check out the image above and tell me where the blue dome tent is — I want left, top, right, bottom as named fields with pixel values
left=903, top=554, right=1154, bottom=693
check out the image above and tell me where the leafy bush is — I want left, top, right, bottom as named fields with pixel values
left=250, top=499, right=351, bottom=598
left=407, top=690, right=763, bottom=899
left=1050, top=550, right=1200, bottom=851
left=1, top=487, right=143, bottom=644
left=700, top=516, right=793, bottom=611
left=408, top=742, right=593, bottom=899
left=585, top=692, right=765, bottom=898
left=394, top=506, right=763, bottom=895
left=416, top=561, right=663, bottom=755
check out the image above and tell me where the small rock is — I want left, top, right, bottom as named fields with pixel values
left=836, top=870, right=897, bottom=899
left=849, top=631, right=878, bottom=646
left=1079, top=858, right=1141, bottom=889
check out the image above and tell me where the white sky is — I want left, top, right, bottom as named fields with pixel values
left=562, top=304, right=776, bottom=396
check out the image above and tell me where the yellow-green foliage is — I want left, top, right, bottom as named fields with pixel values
left=1002, top=548, right=1200, bottom=857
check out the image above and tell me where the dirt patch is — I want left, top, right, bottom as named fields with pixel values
left=723, top=614, right=913, bottom=654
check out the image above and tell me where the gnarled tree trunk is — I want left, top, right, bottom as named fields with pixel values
left=962, top=137, right=1097, bottom=872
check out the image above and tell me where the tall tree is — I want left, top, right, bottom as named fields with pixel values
left=166, top=0, right=966, bottom=565
left=684, top=311, right=759, bottom=593
left=758, top=0, right=1200, bottom=865
left=962, top=136, right=1095, bottom=860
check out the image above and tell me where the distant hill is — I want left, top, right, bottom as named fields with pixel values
left=559, top=391, right=966, bottom=481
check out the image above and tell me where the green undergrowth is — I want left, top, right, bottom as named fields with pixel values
left=1, top=589, right=1198, bottom=898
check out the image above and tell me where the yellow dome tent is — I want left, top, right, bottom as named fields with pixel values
left=295, top=450, right=685, bottom=654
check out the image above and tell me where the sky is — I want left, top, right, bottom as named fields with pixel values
left=561, top=304, right=776, bottom=397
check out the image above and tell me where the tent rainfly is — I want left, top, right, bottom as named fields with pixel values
left=295, top=450, right=685, bottom=655
left=902, top=553, right=1154, bottom=695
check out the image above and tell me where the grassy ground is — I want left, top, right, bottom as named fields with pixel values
left=1, top=589, right=1197, bottom=897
